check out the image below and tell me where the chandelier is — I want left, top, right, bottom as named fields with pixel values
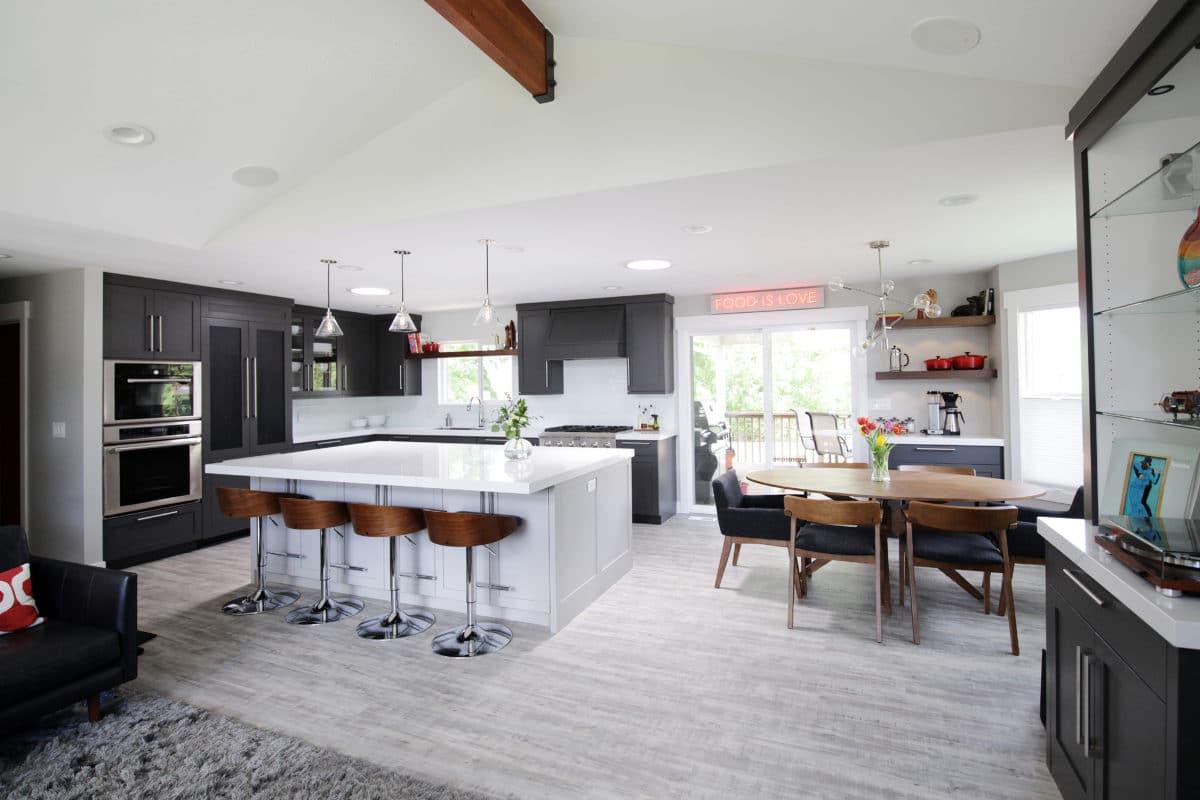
left=828, top=240, right=941, bottom=353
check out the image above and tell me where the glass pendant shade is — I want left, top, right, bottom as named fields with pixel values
left=472, top=239, right=500, bottom=327
left=315, top=309, right=343, bottom=337
left=388, top=303, right=417, bottom=333
left=473, top=298, right=498, bottom=327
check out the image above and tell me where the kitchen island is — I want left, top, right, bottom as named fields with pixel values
left=206, top=440, right=634, bottom=633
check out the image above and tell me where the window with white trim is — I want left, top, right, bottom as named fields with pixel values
left=1016, top=305, right=1083, bottom=491
left=437, top=341, right=514, bottom=406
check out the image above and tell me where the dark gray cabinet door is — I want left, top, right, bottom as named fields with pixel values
left=1093, top=635, right=1166, bottom=800
left=517, top=309, right=563, bottom=395
left=339, top=314, right=375, bottom=396
left=104, top=284, right=154, bottom=358
left=250, top=321, right=291, bottom=454
left=626, top=300, right=674, bottom=394
left=202, top=317, right=250, bottom=462
left=103, top=502, right=199, bottom=566
left=375, top=314, right=422, bottom=396
left=1048, top=588, right=1095, bottom=800
left=203, top=474, right=250, bottom=540
left=154, top=290, right=201, bottom=360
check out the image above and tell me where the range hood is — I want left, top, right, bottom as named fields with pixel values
left=543, top=304, right=626, bottom=359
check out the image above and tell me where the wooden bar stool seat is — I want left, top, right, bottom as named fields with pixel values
left=277, top=498, right=364, bottom=625
left=216, top=488, right=302, bottom=615
left=424, top=509, right=521, bottom=658
left=346, top=504, right=436, bottom=640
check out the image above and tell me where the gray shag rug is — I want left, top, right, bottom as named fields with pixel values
left=0, top=691, right=501, bottom=800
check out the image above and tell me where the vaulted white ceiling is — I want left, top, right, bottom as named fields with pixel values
left=0, top=0, right=1155, bottom=308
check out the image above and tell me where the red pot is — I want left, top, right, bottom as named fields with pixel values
left=924, top=356, right=952, bottom=371
left=951, top=352, right=988, bottom=370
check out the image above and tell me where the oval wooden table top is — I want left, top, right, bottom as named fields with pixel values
left=745, top=468, right=1044, bottom=503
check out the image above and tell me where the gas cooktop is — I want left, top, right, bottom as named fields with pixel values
left=543, top=425, right=632, bottom=433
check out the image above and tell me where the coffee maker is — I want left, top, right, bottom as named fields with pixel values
left=940, top=391, right=964, bottom=436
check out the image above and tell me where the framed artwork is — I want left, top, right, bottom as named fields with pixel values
left=1119, top=451, right=1170, bottom=517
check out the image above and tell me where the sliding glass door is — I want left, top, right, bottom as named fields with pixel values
left=689, top=322, right=854, bottom=508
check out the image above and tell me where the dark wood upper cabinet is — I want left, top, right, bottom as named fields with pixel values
left=517, top=308, right=563, bottom=395
left=375, top=313, right=423, bottom=396
left=338, top=313, right=376, bottom=397
left=625, top=298, right=674, bottom=394
left=104, top=280, right=200, bottom=360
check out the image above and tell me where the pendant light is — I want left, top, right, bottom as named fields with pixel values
left=314, top=258, right=344, bottom=337
left=388, top=249, right=417, bottom=333
left=472, top=238, right=500, bottom=327
left=829, top=240, right=941, bottom=356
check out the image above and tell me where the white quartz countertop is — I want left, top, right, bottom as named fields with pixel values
left=291, top=426, right=677, bottom=444
left=893, top=434, right=1005, bottom=447
left=1038, top=517, right=1200, bottom=649
left=208, top=440, right=633, bottom=494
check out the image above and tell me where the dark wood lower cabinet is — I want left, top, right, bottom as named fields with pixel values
left=104, top=502, right=200, bottom=568
left=889, top=443, right=1004, bottom=478
left=1045, top=544, right=1194, bottom=800
left=624, top=437, right=676, bottom=525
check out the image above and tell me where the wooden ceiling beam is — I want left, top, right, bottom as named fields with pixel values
left=425, top=0, right=555, bottom=103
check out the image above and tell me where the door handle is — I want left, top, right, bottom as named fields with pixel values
left=1062, top=569, right=1105, bottom=607
left=252, top=357, right=259, bottom=418
left=1081, top=652, right=1093, bottom=758
left=157, top=315, right=163, bottom=352
left=136, top=509, right=179, bottom=522
left=245, top=358, right=252, bottom=420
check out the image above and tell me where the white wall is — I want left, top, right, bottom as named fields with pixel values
left=294, top=304, right=675, bottom=437
left=0, top=268, right=104, bottom=563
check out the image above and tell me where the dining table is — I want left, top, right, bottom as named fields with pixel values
left=744, top=467, right=1044, bottom=608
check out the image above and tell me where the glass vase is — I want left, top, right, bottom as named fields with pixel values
left=869, top=452, right=890, bottom=482
left=504, top=436, right=533, bottom=461
left=1179, top=207, right=1200, bottom=289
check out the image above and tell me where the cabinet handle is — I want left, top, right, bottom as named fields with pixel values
left=330, top=562, right=367, bottom=572
left=252, top=357, right=259, bottom=418
left=1081, top=652, right=1093, bottom=758
left=475, top=581, right=514, bottom=591
left=157, top=315, right=163, bottom=352
left=1074, top=645, right=1083, bottom=747
left=266, top=550, right=306, bottom=560
left=315, top=440, right=342, bottom=447
left=396, top=571, right=436, bottom=581
left=344, top=363, right=349, bottom=392
left=245, top=358, right=252, bottom=419
left=545, top=360, right=549, bottom=387
left=1062, top=568, right=1105, bottom=607
left=914, top=446, right=955, bottom=452
left=136, top=509, right=179, bottom=522
left=398, top=364, right=403, bottom=394
left=147, top=315, right=154, bottom=352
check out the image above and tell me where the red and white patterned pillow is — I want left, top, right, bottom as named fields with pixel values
left=0, top=562, right=43, bottom=635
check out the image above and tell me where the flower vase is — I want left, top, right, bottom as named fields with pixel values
left=1179, top=207, right=1200, bottom=289
left=504, top=436, right=533, bottom=461
left=869, top=453, right=890, bottom=482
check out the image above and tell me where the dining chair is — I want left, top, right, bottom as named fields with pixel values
left=806, top=412, right=850, bottom=462
left=711, top=470, right=802, bottom=598
left=903, top=501, right=1020, bottom=655
left=996, top=486, right=1084, bottom=615
left=895, top=464, right=982, bottom=607
left=784, top=497, right=887, bottom=642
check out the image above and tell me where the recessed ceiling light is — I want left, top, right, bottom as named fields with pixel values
left=1149, top=84, right=1175, bottom=96
left=625, top=259, right=671, bottom=271
left=681, top=224, right=713, bottom=235
left=504, top=245, right=525, bottom=253
left=938, top=193, right=978, bottom=207
left=232, top=165, right=280, bottom=187
left=907, top=258, right=934, bottom=266
left=602, top=285, right=624, bottom=292
left=106, top=124, right=155, bottom=146
left=0, top=253, right=11, bottom=260
left=911, top=17, right=981, bottom=56
left=218, top=279, right=243, bottom=286
left=349, top=287, right=391, bottom=296
left=335, top=264, right=364, bottom=272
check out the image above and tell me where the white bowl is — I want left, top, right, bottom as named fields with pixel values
left=367, top=415, right=387, bottom=427
left=350, top=417, right=369, bottom=429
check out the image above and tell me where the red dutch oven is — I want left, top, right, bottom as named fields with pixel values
left=951, top=352, right=988, bottom=370
left=924, top=355, right=952, bottom=371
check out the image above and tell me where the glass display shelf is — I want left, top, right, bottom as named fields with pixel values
left=1093, top=286, right=1200, bottom=317
left=1096, top=409, right=1200, bottom=431
left=1090, top=137, right=1200, bottom=220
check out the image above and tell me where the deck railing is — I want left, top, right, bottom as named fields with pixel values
left=725, top=411, right=807, bottom=466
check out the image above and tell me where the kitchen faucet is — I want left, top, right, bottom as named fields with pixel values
left=466, top=396, right=485, bottom=428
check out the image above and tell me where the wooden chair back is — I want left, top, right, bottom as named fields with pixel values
left=905, top=501, right=1017, bottom=534
left=784, top=496, right=881, bottom=527
left=424, top=510, right=521, bottom=548
left=346, top=504, right=426, bottom=537
left=898, top=464, right=976, bottom=476
left=216, top=488, right=305, bottom=520
left=278, top=498, right=350, bottom=531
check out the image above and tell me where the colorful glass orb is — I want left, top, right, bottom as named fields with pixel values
left=1179, top=207, right=1200, bottom=289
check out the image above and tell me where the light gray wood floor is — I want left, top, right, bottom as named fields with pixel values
left=130, top=516, right=1060, bottom=800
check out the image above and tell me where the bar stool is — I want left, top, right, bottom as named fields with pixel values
left=424, top=509, right=521, bottom=657
left=346, top=503, right=436, bottom=640
left=277, top=498, right=365, bottom=625
left=216, top=487, right=302, bottom=615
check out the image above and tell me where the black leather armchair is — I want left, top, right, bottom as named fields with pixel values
left=711, top=470, right=794, bottom=587
left=1007, top=487, right=1085, bottom=561
left=0, top=526, right=138, bottom=732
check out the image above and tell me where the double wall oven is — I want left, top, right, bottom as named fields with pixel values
left=103, top=360, right=203, bottom=516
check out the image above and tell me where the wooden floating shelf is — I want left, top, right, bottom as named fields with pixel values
left=875, top=369, right=997, bottom=381
left=408, top=348, right=520, bottom=360
left=886, top=315, right=996, bottom=329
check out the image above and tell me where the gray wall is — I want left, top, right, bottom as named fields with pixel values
left=0, top=268, right=103, bottom=563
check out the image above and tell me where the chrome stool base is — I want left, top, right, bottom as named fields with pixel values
left=222, top=586, right=300, bottom=616
left=431, top=622, right=512, bottom=657
left=356, top=608, right=435, bottom=640
left=285, top=596, right=364, bottom=625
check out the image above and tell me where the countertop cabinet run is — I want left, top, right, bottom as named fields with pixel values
left=1044, top=544, right=1199, bottom=800
left=104, top=282, right=201, bottom=360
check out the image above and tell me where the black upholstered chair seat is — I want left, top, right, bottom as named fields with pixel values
left=0, top=622, right=121, bottom=706
left=912, top=529, right=1003, bottom=566
left=795, top=524, right=876, bottom=557
left=1005, top=521, right=1046, bottom=560
left=712, top=470, right=793, bottom=541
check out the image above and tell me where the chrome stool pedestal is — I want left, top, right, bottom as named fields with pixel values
left=431, top=544, right=512, bottom=657
left=216, top=488, right=301, bottom=616
left=278, top=498, right=364, bottom=626
left=356, top=536, right=435, bottom=640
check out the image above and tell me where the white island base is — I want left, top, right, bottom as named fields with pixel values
left=208, top=442, right=634, bottom=634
